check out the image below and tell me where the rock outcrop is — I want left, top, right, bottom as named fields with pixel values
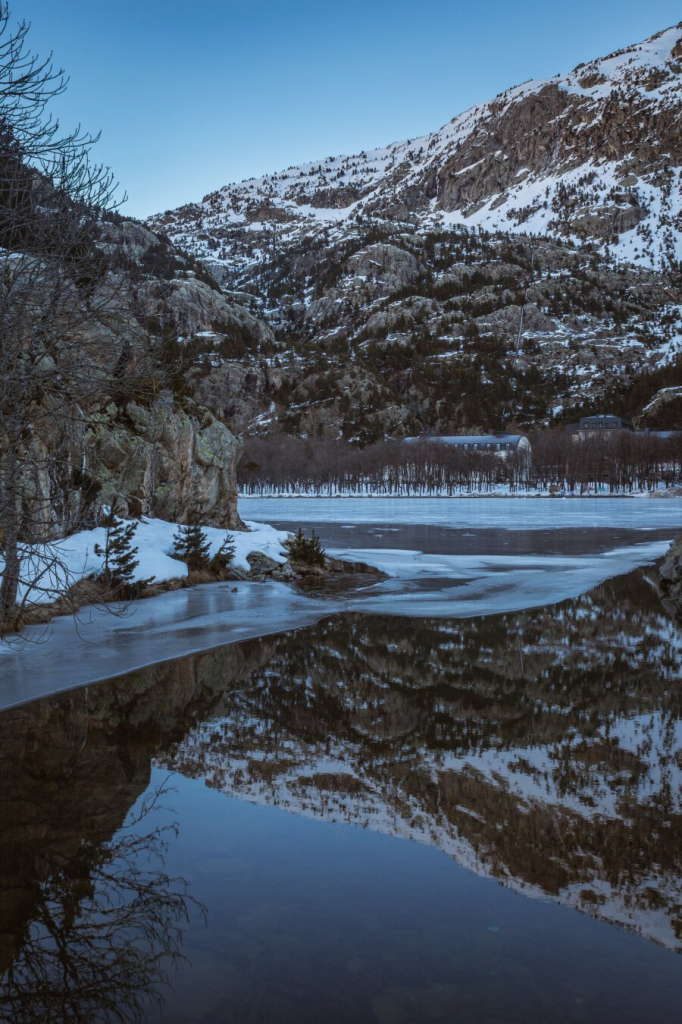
left=88, top=396, right=243, bottom=527
left=17, top=393, right=243, bottom=541
left=636, top=386, right=682, bottom=429
left=3, top=217, right=282, bottom=542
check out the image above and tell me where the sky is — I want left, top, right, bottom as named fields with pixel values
left=14, top=0, right=682, bottom=218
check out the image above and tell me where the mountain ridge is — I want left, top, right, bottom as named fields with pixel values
left=151, top=23, right=682, bottom=273
left=145, top=24, right=682, bottom=441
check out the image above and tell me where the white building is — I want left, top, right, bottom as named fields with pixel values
left=404, top=434, right=531, bottom=458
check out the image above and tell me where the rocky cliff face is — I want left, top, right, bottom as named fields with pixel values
left=146, top=24, right=682, bottom=439
left=17, top=396, right=243, bottom=541
left=10, top=219, right=283, bottom=539
left=84, top=395, right=242, bottom=527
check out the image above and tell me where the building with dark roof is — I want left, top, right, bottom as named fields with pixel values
left=578, top=415, right=634, bottom=432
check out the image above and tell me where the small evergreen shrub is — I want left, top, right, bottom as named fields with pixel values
left=210, top=534, right=236, bottom=573
left=172, top=524, right=212, bottom=571
left=287, top=528, right=326, bottom=567
left=95, top=503, right=154, bottom=597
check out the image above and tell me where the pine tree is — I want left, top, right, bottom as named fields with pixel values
left=210, top=534, right=235, bottom=573
left=287, top=528, right=326, bottom=567
left=172, top=523, right=212, bottom=571
left=95, top=503, right=152, bottom=594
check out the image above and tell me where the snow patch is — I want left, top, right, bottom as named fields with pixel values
left=0, top=517, right=290, bottom=606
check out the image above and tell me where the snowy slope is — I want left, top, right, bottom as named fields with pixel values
left=151, top=23, right=682, bottom=273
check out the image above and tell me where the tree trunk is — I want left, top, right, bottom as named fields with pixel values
left=0, top=517, right=20, bottom=623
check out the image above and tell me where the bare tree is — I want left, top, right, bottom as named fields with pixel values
left=0, top=4, right=149, bottom=630
left=0, top=779, right=204, bottom=1024
left=239, top=431, right=682, bottom=497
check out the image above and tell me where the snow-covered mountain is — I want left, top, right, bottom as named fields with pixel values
left=152, top=24, right=682, bottom=273
left=146, top=25, right=682, bottom=440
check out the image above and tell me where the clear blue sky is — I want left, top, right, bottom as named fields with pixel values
left=14, top=0, right=682, bottom=218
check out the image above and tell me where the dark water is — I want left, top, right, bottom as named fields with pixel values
left=1, top=568, right=681, bottom=1023
left=269, top=521, right=681, bottom=558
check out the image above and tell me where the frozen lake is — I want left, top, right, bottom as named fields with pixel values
left=243, top=494, right=681, bottom=618
left=239, top=495, right=682, bottom=530
left=1, top=497, right=680, bottom=708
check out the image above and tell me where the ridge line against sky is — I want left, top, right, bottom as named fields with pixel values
left=17, top=0, right=682, bottom=218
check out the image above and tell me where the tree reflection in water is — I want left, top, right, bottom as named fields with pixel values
left=0, top=779, right=204, bottom=1024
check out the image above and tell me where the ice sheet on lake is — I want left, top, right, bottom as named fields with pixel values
left=0, top=534, right=671, bottom=709
left=0, top=583, right=331, bottom=709
left=240, top=495, right=682, bottom=531
left=328, top=539, right=671, bottom=617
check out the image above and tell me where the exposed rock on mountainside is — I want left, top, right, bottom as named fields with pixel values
left=11, top=219, right=279, bottom=539
left=190, top=361, right=283, bottom=434
left=153, top=25, right=682, bottom=271
left=147, top=220, right=682, bottom=441
left=636, top=384, right=682, bottom=428
left=658, top=535, right=682, bottom=616
left=148, top=24, right=682, bottom=439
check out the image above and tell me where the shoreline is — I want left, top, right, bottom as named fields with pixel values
left=238, top=491, right=680, bottom=500
left=0, top=579, right=337, bottom=711
left=0, top=552, right=386, bottom=641
left=2, top=500, right=679, bottom=711
left=1, top=539, right=674, bottom=712
left=1, top=540, right=673, bottom=713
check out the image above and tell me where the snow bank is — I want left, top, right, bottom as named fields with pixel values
left=0, top=517, right=290, bottom=606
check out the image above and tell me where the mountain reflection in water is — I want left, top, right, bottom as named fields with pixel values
left=1, top=566, right=681, bottom=1022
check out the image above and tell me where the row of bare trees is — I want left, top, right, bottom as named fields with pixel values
left=238, top=432, right=682, bottom=496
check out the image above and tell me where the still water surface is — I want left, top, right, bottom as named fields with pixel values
left=1, top=561, right=681, bottom=1022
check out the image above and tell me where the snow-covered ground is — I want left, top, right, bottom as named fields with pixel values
left=0, top=516, right=289, bottom=606
left=1, top=497, right=680, bottom=708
